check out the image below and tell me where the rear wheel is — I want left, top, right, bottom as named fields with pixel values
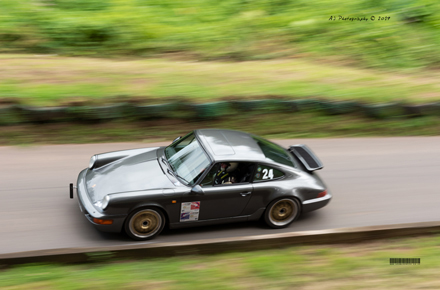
left=125, top=208, right=165, bottom=240
left=264, top=198, right=300, bottom=229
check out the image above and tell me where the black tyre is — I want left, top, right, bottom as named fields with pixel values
left=125, top=208, right=165, bottom=241
left=264, top=198, right=301, bottom=229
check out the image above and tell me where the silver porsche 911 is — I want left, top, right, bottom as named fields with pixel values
left=70, top=129, right=331, bottom=240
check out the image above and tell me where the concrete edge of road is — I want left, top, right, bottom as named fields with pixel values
left=2, top=221, right=440, bottom=265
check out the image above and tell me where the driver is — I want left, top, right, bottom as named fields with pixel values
left=214, top=162, right=236, bottom=185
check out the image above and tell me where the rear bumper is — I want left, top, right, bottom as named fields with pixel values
left=301, top=191, right=332, bottom=213
left=76, top=169, right=126, bottom=233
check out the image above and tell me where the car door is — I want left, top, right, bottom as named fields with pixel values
left=181, top=162, right=255, bottom=221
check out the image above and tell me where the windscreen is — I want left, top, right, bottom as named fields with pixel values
left=165, top=132, right=211, bottom=185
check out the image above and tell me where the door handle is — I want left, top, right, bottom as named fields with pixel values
left=240, top=191, right=251, bottom=197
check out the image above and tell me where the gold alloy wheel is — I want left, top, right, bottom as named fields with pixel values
left=268, top=199, right=298, bottom=227
left=129, top=209, right=162, bottom=239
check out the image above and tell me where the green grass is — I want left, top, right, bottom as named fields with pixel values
left=1, top=0, right=440, bottom=69
left=1, top=55, right=440, bottom=106
left=1, top=54, right=439, bottom=144
left=1, top=112, right=439, bottom=145
left=1, top=235, right=440, bottom=289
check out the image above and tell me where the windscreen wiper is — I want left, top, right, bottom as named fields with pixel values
left=172, top=172, right=189, bottom=184
left=162, top=157, right=175, bottom=171
left=162, top=157, right=187, bottom=183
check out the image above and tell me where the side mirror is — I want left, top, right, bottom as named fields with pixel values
left=172, top=136, right=182, bottom=143
left=191, top=185, right=204, bottom=195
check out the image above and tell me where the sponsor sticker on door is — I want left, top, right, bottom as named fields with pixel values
left=180, top=201, right=200, bottom=222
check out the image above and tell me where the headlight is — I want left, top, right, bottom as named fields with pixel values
left=89, top=155, right=97, bottom=169
left=94, top=195, right=110, bottom=210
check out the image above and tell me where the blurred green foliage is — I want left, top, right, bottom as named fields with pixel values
left=0, top=0, right=439, bottom=68
left=1, top=236, right=440, bottom=289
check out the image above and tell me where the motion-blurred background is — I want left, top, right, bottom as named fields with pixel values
left=2, top=0, right=439, bottom=67
left=1, top=0, right=440, bottom=145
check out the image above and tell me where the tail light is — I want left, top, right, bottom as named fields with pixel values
left=317, top=190, right=327, bottom=198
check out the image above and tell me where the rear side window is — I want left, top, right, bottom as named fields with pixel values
left=254, top=165, right=284, bottom=182
left=252, top=136, right=295, bottom=167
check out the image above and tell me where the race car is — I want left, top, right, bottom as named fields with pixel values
left=70, top=129, right=331, bottom=240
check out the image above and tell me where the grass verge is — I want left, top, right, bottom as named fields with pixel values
left=1, top=235, right=440, bottom=289
left=1, top=112, right=439, bottom=145
left=1, top=55, right=440, bottom=106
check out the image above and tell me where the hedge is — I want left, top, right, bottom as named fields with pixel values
left=0, top=99, right=439, bottom=126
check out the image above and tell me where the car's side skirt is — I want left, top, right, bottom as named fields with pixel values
left=169, top=208, right=265, bottom=229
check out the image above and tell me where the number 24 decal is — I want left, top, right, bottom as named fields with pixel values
left=262, top=168, right=274, bottom=179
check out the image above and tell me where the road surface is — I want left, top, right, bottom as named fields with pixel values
left=1, top=137, right=439, bottom=255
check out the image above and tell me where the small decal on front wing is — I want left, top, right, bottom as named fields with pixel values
left=180, top=201, right=200, bottom=222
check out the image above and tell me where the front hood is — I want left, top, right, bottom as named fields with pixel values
left=85, top=149, right=173, bottom=202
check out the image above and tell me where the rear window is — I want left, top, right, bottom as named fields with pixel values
left=252, top=136, right=295, bottom=167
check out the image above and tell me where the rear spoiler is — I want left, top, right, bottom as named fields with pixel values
left=288, top=144, right=323, bottom=171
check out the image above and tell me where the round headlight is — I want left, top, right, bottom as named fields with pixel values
left=89, top=155, right=97, bottom=169
left=94, top=195, right=110, bottom=210
left=101, top=195, right=110, bottom=210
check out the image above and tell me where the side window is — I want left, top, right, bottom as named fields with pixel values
left=254, top=165, right=284, bottom=182
left=200, top=164, right=220, bottom=187
left=200, top=162, right=256, bottom=187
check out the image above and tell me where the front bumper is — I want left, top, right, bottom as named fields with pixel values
left=76, top=169, right=126, bottom=233
left=301, top=191, right=332, bottom=213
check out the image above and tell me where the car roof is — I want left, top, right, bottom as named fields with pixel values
left=195, top=129, right=267, bottom=162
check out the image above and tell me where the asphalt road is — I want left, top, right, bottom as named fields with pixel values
left=1, top=137, right=439, bottom=256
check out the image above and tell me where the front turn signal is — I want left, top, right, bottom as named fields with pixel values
left=93, top=218, right=113, bottom=225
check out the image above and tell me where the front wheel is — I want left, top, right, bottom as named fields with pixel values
left=125, top=208, right=165, bottom=241
left=264, top=198, right=300, bottom=229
